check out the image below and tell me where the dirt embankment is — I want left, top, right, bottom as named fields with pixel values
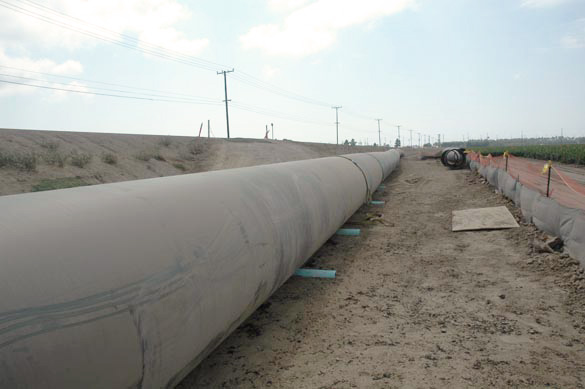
left=179, top=156, right=585, bottom=388
left=0, top=128, right=385, bottom=196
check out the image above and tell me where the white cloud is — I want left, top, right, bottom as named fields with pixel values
left=561, top=34, right=585, bottom=48
left=0, top=0, right=208, bottom=99
left=262, top=65, right=280, bottom=79
left=0, top=0, right=208, bottom=55
left=240, top=0, right=415, bottom=57
left=268, top=0, right=312, bottom=12
left=520, top=0, right=572, bottom=7
left=0, top=49, right=85, bottom=97
left=560, top=18, right=585, bottom=49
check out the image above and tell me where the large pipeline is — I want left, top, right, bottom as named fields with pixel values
left=0, top=150, right=400, bottom=388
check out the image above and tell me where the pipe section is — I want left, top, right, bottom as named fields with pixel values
left=441, top=147, right=467, bottom=169
left=0, top=150, right=399, bottom=388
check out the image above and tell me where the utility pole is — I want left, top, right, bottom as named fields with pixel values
left=332, top=106, right=342, bottom=145
left=207, top=119, right=210, bottom=138
left=375, top=119, right=382, bottom=146
left=217, top=69, right=234, bottom=139
left=271, top=123, right=274, bottom=140
left=409, top=129, right=413, bottom=148
left=438, top=134, right=441, bottom=147
left=418, top=132, right=421, bottom=148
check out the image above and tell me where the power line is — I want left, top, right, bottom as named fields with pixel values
left=0, top=78, right=222, bottom=105
left=0, top=71, right=218, bottom=103
left=0, top=0, right=224, bottom=72
left=20, top=0, right=228, bottom=69
left=0, top=65, right=217, bottom=101
left=0, top=1, right=221, bottom=72
left=231, top=102, right=330, bottom=127
left=0, top=0, right=336, bottom=109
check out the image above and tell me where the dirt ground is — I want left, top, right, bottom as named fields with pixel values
left=179, top=156, right=585, bottom=388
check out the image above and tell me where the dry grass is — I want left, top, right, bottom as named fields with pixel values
left=101, top=152, right=118, bottom=165
left=0, top=151, right=37, bottom=171
left=70, top=151, right=92, bottom=168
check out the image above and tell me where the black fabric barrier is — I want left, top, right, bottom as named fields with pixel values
left=470, top=161, right=585, bottom=266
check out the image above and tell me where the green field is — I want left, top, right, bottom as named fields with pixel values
left=471, top=144, right=585, bottom=166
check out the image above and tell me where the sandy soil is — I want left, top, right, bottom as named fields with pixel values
left=0, top=128, right=383, bottom=196
left=179, top=156, right=585, bottom=388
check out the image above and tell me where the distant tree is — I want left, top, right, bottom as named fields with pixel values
left=467, top=140, right=490, bottom=147
left=423, top=143, right=432, bottom=148
left=343, top=139, right=349, bottom=146
left=350, top=138, right=357, bottom=146
left=394, top=138, right=401, bottom=148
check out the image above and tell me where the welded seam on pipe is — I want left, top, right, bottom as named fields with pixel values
left=363, top=153, right=386, bottom=182
left=367, top=153, right=392, bottom=180
left=336, top=155, right=372, bottom=202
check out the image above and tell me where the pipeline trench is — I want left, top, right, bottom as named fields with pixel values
left=180, top=156, right=585, bottom=388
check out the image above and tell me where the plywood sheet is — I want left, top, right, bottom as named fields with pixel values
left=452, top=206, right=519, bottom=232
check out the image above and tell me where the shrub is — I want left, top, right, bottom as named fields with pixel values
left=0, top=151, right=37, bottom=171
left=101, top=152, right=118, bottom=165
left=136, top=149, right=165, bottom=162
left=70, top=151, right=92, bottom=168
left=40, top=140, right=60, bottom=152
left=43, top=151, right=67, bottom=167
left=187, top=141, right=204, bottom=156
left=159, top=136, right=172, bottom=147
left=135, top=151, right=152, bottom=161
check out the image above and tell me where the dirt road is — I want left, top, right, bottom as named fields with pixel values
left=179, top=156, right=585, bottom=388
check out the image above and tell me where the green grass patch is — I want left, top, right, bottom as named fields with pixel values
left=32, top=177, right=88, bottom=192
left=470, top=144, right=585, bottom=165
left=173, top=162, right=186, bottom=171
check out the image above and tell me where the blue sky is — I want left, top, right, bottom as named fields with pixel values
left=0, top=0, right=583, bottom=145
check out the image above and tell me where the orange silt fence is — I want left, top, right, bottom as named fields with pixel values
left=468, top=151, right=585, bottom=211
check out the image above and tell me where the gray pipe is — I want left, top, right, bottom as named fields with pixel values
left=0, top=150, right=400, bottom=388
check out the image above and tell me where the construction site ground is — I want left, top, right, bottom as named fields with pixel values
left=2, top=130, right=585, bottom=387
left=179, top=155, right=585, bottom=388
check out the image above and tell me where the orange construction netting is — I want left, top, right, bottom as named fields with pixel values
left=468, top=152, right=585, bottom=211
